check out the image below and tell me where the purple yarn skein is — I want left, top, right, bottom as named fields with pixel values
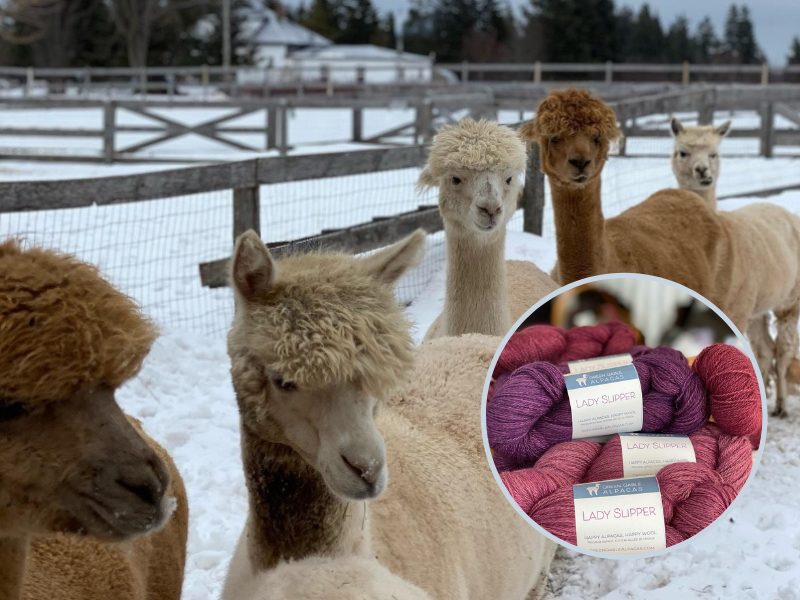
left=486, top=353, right=708, bottom=466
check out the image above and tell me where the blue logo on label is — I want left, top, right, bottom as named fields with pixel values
left=564, top=364, right=639, bottom=390
left=573, top=476, right=660, bottom=500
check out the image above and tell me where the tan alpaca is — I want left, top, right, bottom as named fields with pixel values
left=670, top=117, right=731, bottom=210
left=0, top=240, right=188, bottom=600
left=237, top=556, right=434, bottom=600
left=417, top=118, right=557, bottom=340
left=519, top=88, right=727, bottom=307
left=221, top=230, right=555, bottom=600
left=671, top=118, right=800, bottom=417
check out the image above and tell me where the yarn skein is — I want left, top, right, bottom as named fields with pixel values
left=493, top=322, right=637, bottom=378
left=528, top=461, right=734, bottom=548
left=487, top=353, right=710, bottom=465
left=500, top=423, right=750, bottom=511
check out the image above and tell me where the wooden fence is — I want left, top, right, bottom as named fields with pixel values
left=0, top=85, right=799, bottom=163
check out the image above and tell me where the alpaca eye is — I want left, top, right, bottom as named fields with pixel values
left=550, top=136, right=560, bottom=144
left=505, top=177, right=512, bottom=185
left=710, top=154, right=718, bottom=159
left=0, top=400, right=26, bottom=421
left=272, top=377, right=297, bottom=392
left=452, top=176, right=461, bottom=185
left=593, top=136, right=601, bottom=145
left=679, top=151, right=688, bottom=158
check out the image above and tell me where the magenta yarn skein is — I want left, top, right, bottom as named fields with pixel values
left=487, top=353, right=709, bottom=465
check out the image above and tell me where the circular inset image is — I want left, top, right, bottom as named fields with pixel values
left=481, top=274, right=766, bottom=559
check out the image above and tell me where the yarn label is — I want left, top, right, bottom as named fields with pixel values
left=564, top=364, right=644, bottom=439
left=567, top=353, right=633, bottom=374
left=573, top=476, right=666, bottom=554
left=619, top=433, right=696, bottom=477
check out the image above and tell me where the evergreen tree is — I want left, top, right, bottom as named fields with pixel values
left=627, top=4, right=664, bottom=62
left=335, top=0, right=381, bottom=45
left=664, top=15, right=693, bottom=62
left=723, top=4, right=740, bottom=60
left=402, top=0, right=435, bottom=56
left=789, top=36, right=800, bottom=65
left=735, top=5, right=759, bottom=63
left=430, top=0, right=481, bottom=63
left=300, top=0, right=338, bottom=40
left=694, top=16, right=719, bottom=63
left=373, top=13, right=396, bottom=49
left=528, top=0, right=617, bottom=63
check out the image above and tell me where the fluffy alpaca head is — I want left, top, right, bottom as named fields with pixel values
left=0, top=239, right=157, bottom=403
left=227, top=230, right=424, bottom=501
left=417, top=119, right=527, bottom=237
left=671, top=118, right=731, bottom=195
left=520, top=88, right=621, bottom=187
left=0, top=241, right=174, bottom=543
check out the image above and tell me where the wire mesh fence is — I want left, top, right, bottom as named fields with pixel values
left=2, top=105, right=798, bottom=341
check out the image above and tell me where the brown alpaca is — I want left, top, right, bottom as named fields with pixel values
left=0, top=240, right=188, bottom=600
left=417, top=118, right=557, bottom=339
left=519, top=89, right=727, bottom=306
left=222, top=230, right=554, bottom=600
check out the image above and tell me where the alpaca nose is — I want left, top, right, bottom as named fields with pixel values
left=695, top=165, right=708, bottom=175
left=341, top=454, right=381, bottom=485
left=478, top=204, right=502, bottom=217
left=569, top=158, right=591, bottom=170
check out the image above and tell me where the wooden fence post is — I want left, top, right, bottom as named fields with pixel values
left=461, top=61, right=469, bottom=84
left=233, top=185, right=261, bottom=242
left=605, top=61, right=613, bottom=84
left=534, top=61, right=542, bottom=83
left=416, top=99, right=433, bottom=144
left=266, top=106, right=277, bottom=149
left=760, top=102, right=775, bottom=158
left=353, top=67, right=364, bottom=142
left=681, top=61, right=690, bottom=85
left=278, top=101, right=289, bottom=155
left=103, top=101, right=116, bottom=163
left=522, top=143, right=545, bottom=236
left=761, top=62, right=770, bottom=86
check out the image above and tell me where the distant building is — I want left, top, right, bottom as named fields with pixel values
left=240, top=4, right=332, bottom=68
left=287, top=45, right=432, bottom=84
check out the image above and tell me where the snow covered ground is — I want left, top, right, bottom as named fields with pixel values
left=2, top=107, right=800, bottom=598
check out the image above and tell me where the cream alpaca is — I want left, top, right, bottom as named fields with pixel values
left=670, top=117, right=731, bottom=209
left=671, top=119, right=800, bottom=416
left=418, top=118, right=557, bottom=339
left=237, top=556, right=434, bottom=600
left=520, top=88, right=727, bottom=306
left=222, top=230, right=555, bottom=600
left=0, top=240, right=188, bottom=600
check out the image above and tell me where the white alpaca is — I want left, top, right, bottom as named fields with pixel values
left=586, top=483, right=600, bottom=496
left=671, top=117, right=800, bottom=417
left=576, top=374, right=587, bottom=386
left=222, top=231, right=556, bottom=600
left=238, top=556, right=434, bottom=600
left=670, top=117, right=731, bottom=210
left=417, top=118, right=558, bottom=340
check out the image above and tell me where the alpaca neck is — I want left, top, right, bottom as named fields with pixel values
left=550, top=177, right=607, bottom=283
left=0, top=535, right=28, bottom=600
left=240, top=423, right=369, bottom=573
left=443, top=225, right=511, bottom=337
left=693, top=185, right=717, bottom=210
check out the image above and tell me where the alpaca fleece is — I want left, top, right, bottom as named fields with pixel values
left=519, top=88, right=621, bottom=142
left=0, top=239, right=157, bottom=403
left=529, top=461, right=736, bottom=548
left=417, top=118, right=527, bottom=184
left=487, top=353, right=710, bottom=465
left=233, top=250, right=415, bottom=398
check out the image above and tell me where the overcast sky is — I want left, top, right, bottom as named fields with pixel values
left=285, top=0, right=800, bottom=64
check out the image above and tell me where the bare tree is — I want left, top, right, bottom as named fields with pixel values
left=108, top=0, right=214, bottom=67
left=0, top=0, right=63, bottom=44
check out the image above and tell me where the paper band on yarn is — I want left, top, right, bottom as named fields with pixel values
left=619, top=433, right=696, bottom=477
left=564, top=364, right=644, bottom=439
left=573, top=476, right=666, bottom=554
left=567, top=353, right=633, bottom=374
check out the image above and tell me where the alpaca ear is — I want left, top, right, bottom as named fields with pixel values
left=362, top=229, right=426, bottom=285
left=670, top=118, right=684, bottom=137
left=416, top=166, right=437, bottom=191
left=231, top=230, right=276, bottom=301
left=518, top=122, right=536, bottom=142
left=715, top=120, right=732, bottom=138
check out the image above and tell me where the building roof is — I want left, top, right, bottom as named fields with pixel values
left=291, top=45, right=429, bottom=62
left=241, top=5, right=332, bottom=48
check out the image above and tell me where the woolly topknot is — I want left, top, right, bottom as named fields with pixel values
left=234, top=252, right=415, bottom=398
left=520, top=88, right=621, bottom=142
left=0, top=239, right=157, bottom=403
left=420, top=118, right=527, bottom=185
